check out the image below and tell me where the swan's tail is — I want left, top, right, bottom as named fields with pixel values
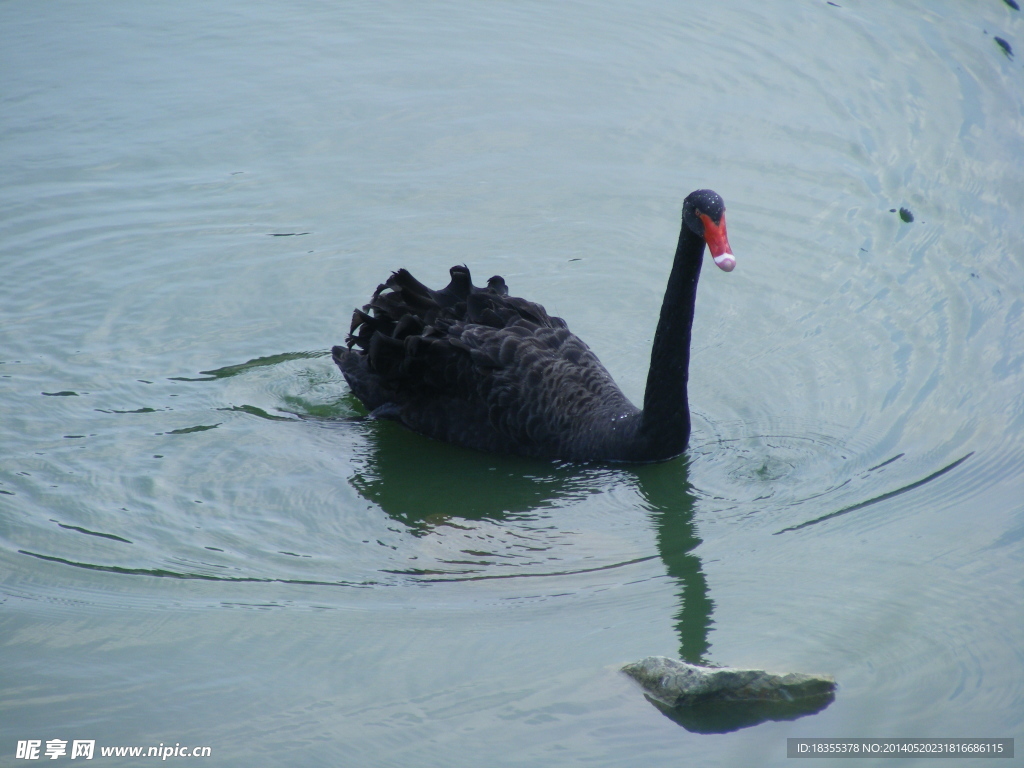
left=336, top=264, right=568, bottom=399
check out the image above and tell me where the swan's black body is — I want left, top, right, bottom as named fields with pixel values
left=333, top=189, right=733, bottom=463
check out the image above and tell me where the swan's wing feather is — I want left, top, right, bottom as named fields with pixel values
left=392, top=318, right=631, bottom=455
left=336, top=265, right=634, bottom=457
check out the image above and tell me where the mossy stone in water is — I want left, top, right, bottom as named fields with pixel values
left=622, top=656, right=836, bottom=707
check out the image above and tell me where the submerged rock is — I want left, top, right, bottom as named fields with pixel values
left=622, top=656, right=837, bottom=733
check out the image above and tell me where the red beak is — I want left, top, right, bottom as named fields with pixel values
left=698, top=212, right=736, bottom=272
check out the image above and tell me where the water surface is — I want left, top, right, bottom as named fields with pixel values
left=2, top=1, right=1023, bottom=765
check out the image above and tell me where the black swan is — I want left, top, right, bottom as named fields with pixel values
left=332, top=189, right=735, bottom=463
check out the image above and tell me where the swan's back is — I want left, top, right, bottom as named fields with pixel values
left=333, top=265, right=640, bottom=459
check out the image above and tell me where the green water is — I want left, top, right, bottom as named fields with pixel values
left=2, top=1, right=1023, bottom=765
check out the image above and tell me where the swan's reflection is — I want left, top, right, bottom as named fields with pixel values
left=348, top=416, right=833, bottom=732
left=627, top=460, right=713, bottom=666
left=349, top=417, right=597, bottom=533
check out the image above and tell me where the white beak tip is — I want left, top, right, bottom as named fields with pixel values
left=713, top=253, right=736, bottom=272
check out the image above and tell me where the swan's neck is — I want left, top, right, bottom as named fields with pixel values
left=636, top=225, right=704, bottom=460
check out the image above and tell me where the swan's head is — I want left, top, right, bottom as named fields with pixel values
left=683, top=189, right=735, bottom=272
